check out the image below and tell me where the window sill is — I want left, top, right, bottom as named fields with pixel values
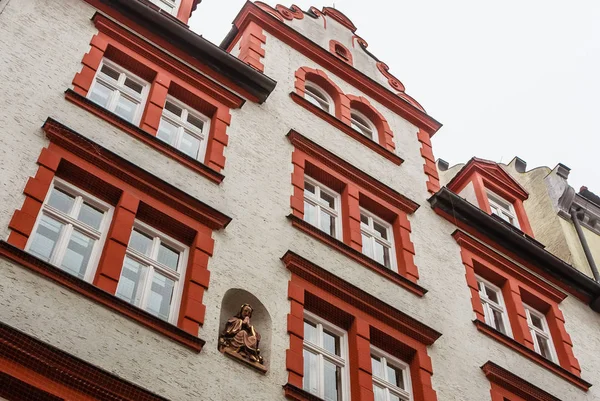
left=283, top=383, right=325, bottom=401
left=64, top=89, right=224, bottom=184
left=288, top=214, right=426, bottom=297
left=473, top=319, right=591, bottom=391
left=290, top=92, right=404, bottom=166
left=0, top=240, right=205, bottom=353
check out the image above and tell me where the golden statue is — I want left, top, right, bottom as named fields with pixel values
left=219, top=304, right=265, bottom=367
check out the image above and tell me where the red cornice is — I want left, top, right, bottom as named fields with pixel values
left=42, top=118, right=231, bottom=230
left=0, top=241, right=203, bottom=352
left=233, top=2, right=442, bottom=136
left=453, top=230, right=566, bottom=303
left=281, top=251, right=441, bottom=345
left=482, top=361, right=563, bottom=401
left=475, top=321, right=591, bottom=391
left=287, top=130, right=419, bottom=214
left=288, top=215, right=426, bottom=297
left=65, top=90, right=224, bottom=184
left=290, top=93, right=403, bottom=165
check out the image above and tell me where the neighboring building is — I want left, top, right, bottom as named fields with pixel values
left=1, top=1, right=600, bottom=401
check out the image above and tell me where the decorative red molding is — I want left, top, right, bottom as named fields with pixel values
left=294, top=66, right=351, bottom=124
left=482, top=361, right=564, bottom=401
left=0, top=241, right=204, bottom=352
left=322, top=7, right=357, bottom=32
left=65, top=90, right=224, bottom=183
left=276, top=4, right=304, bottom=20
left=290, top=93, right=403, bottom=165
left=347, top=94, right=395, bottom=151
left=288, top=215, right=426, bottom=297
left=283, top=383, right=324, bottom=401
left=475, top=321, right=591, bottom=391
left=238, top=21, right=267, bottom=72
left=417, top=129, right=440, bottom=194
left=230, top=2, right=442, bottom=136
left=329, top=40, right=353, bottom=66
left=352, top=35, right=369, bottom=49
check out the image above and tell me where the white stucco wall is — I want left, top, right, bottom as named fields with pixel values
left=0, top=1, right=599, bottom=401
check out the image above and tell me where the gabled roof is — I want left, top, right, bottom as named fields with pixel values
left=447, top=157, right=529, bottom=200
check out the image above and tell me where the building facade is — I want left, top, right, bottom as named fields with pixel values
left=0, top=1, right=599, bottom=400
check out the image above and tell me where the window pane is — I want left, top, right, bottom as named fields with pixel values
left=129, top=229, right=153, bottom=255
left=187, top=114, right=204, bottom=131
left=164, top=100, right=183, bottom=117
left=371, top=355, right=383, bottom=378
left=303, top=349, right=319, bottom=395
left=115, top=257, right=146, bottom=306
left=304, top=181, right=316, bottom=194
left=373, top=221, right=388, bottom=240
left=157, top=243, right=179, bottom=270
left=536, top=334, right=553, bottom=360
left=323, top=359, right=342, bottom=401
left=47, top=187, right=75, bottom=214
left=305, top=91, right=328, bottom=112
left=492, top=308, right=507, bottom=335
left=530, top=313, right=544, bottom=330
left=88, top=82, right=113, bottom=108
left=322, top=329, right=340, bottom=356
left=484, top=285, right=499, bottom=304
left=179, top=131, right=201, bottom=159
left=374, top=241, right=391, bottom=268
left=360, top=213, right=369, bottom=225
left=146, top=272, right=175, bottom=321
left=60, top=230, right=95, bottom=279
left=29, top=215, right=64, bottom=262
left=157, top=118, right=179, bottom=146
left=114, top=95, right=138, bottom=123
left=387, top=364, right=405, bottom=389
left=320, top=210, right=336, bottom=237
left=304, top=202, right=317, bottom=226
left=373, top=385, right=386, bottom=401
left=123, top=77, right=143, bottom=94
left=304, top=320, right=318, bottom=345
left=77, top=202, right=104, bottom=230
left=389, top=393, right=401, bottom=401
left=100, top=64, right=120, bottom=81
left=362, top=233, right=373, bottom=258
left=320, top=191, right=336, bottom=208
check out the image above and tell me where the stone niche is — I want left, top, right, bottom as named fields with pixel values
left=218, top=288, right=272, bottom=373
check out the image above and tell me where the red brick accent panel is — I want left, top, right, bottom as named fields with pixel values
left=417, top=129, right=440, bottom=194
left=347, top=94, right=395, bottom=151
left=7, top=118, right=230, bottom=340
left=482, top=361, right=564, bottom=401
left=281, top=251, right=441, bottom=401
left=238, top=21, right=267, bottom=72
left=329, top=40, right=353, bottom=66
left=454, top=231, right=589, bottom=390
left=294, top=66, right=351, bottom=124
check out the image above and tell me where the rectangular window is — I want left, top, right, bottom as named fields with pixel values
left=523, top=305, right=557, bottom=362
left=303, top=177, right=342, bottom=239
left=302, top=312, right=349, bottom=401
left=149, top=0, right=179, bottom=15
left=87, top=59, right=149, bottom=125
left=476, top=276, right=512, bottom=337
left=371, top=346, right=413, bottom=401
left=26, top=180, right=112, bottom=282
left=115, top=222, right=187, bottom=324
left=156, top=97, right=210, bottom=161
left=360, top=209, right=395, bottom=270
left=487, top=191, right=519, bottom=228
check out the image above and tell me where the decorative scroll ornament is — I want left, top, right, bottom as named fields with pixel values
left=219, top=304, right=265, bottom=369
left=376, top=62, right=426, bottom=112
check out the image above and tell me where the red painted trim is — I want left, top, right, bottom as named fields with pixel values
left=322, top=7, right=357, bottom=32
left=346, top=94, right=395, bottom=151
left=283, top=383, right=324, bottom=401
left=288, top=215, right=427, bottom=297
left=294, top=66, right=351, bottom=123
left=482, top=361, right=563, bottom=401
left=0, top=241, right=204, bottom=352
left=65, top=90, right=224, bottom=183
left=475, top=321, right=590, bottom=391
left=232, top=2, right=442, bottom=136
left=237, top=21, right=267, bottom=72
left=329, top=40, right=353, bottom=66
left=290, top=93, right=403, bottom=165
left=417, top=129, right=440, bottom=194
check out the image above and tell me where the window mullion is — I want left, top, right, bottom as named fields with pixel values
left=139, top=264, right=154, bottom=309
left=51, top=223, right=74, bottom=266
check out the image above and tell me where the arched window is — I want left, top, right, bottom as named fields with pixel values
left=304, top=82, right=333, bottom=114
left=350, top=109, right=378, bottom=141
left=334, top=44, right=349, bottom=61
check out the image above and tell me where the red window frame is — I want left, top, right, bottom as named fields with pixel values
left=455, top=231, right=591, bottom=391
left=5, top=119, right=231, bottom=351
left=287, top=130, right=425, bottom=296
left=482, top=361, right=562, bottom=401
left=68, top=14, right=242, bottom=183
left=282, top=251, right=441, bottom=401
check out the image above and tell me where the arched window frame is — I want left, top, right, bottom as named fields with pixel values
left=304, top=81, right=334, bottom=115
left=350, top=109, right=378, bottom=142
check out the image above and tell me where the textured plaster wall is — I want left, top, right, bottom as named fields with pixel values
left=0, top=1, right=600, bottom=401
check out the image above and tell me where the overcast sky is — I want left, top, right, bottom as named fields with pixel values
left=190, top=1, right=599, bottom=191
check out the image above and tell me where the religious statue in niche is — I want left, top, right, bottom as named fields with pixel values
left=219, top=303, right=266, bottom=371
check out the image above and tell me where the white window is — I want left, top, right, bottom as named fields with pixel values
left=303, top=312, right=350, bottom=401
left=149, top=0, right=180, bottom=15
left=115, top=222, right=188, bottom=324
left=524, top=304, right=557, bottom=362
left=156, top=97, right=210, bottom=161
left=304, top=82, right=333, bottom=114
left=303, top=177, right=342, bottom=239
left=487, top=191, right=520, bottom=228
left=351, top=110, right=377, bottom=141
left=26, top=179, right=112, bottom=282
left=476, top=276, right=512, bottom=337
left=371, top=346, right=413, bottom=401
left=360, top=209, right=395, bottom=270
left=87, top=59, right=149, bottom=125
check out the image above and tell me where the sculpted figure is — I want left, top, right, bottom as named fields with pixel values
left=219, top=303, right=264, bottom=365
